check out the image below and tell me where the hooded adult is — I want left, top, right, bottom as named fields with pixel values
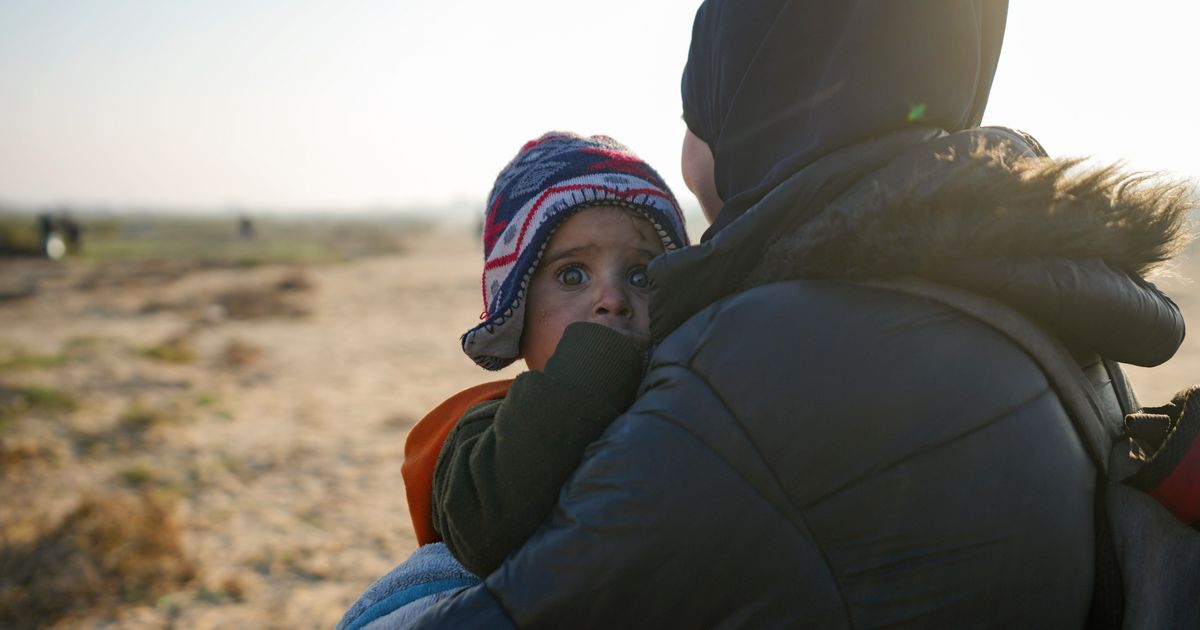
left=413, top=1, right=1191, bottom=627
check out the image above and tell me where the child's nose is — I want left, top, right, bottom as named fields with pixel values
left=593, top=280, right=632, bottom=319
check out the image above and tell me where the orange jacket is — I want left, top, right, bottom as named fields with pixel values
left=402, top=380, right=513, bottom=546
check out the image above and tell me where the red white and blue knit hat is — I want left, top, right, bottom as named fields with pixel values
left=462, top=132, right=689, bottom=370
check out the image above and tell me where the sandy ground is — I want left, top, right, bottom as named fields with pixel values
left=1, top=226, right=520, bottom=629
left=1, top=226, right=1197, bottom=628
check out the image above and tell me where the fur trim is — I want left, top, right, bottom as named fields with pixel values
left=744, top=140, right=1195, bottom=288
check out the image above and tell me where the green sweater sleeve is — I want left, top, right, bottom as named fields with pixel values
left=431, top=322, right=647, bottom=577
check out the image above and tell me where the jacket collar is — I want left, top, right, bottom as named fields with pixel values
left=649, top=127, right=1191, bottom=366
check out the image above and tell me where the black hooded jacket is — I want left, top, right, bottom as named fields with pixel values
left=413, top=1, right=1190, bottom=627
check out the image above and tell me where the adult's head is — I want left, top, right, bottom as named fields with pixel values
left=681, top=0, right=1009, bottom=234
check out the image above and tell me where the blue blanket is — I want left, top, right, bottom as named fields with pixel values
left=336, top=543, right=480, bottom=630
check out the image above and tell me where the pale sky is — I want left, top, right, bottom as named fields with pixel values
left=1, top=1, right=1196, bottom=213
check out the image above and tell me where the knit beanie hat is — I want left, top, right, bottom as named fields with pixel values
left=462, top=132, right=689, bottom=370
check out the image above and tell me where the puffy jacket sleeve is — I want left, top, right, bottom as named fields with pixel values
left=431, top=322, right=647, bottom=577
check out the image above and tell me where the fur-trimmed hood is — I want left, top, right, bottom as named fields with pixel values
left=745, top=134, right=1190, bottom=285
left=649, top=127, right=1194, bottom=367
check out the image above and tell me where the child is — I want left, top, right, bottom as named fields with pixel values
left=336, top=132, right=688, bottom=629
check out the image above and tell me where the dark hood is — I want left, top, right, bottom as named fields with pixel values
left=682, top=0, right=1007, bottom=237
left=649, top=128, right=1192, bottom=367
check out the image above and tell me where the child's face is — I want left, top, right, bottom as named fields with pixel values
left=520, top=206, right=665, bottom=371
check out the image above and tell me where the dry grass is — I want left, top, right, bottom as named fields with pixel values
left=0, top=337, right=114, bottom=373
left=141, top=335, right=196, bottom=364
left=0, top=350, right=66, bottom=373
left=77, top=260, right=198, bottom=292
left=214, top=285, right=309, bottom=320
left=0, top=438, right=61, bottom=478
left=74, top=398, right=191, bottom=457
left=120, top=464, right=158, bottom=488
left=0, top=491, right=197, bottom=629
left=0, top=384, right=78, bottom=432
left=219, top=338, right=264, bottom=369
left=117, top=399, right=186, bottom=434
left=136, top=270, right=315, bottom=322
left=276, top=268, right=316, bottom=292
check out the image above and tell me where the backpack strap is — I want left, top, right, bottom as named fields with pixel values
left=1105, top=358, right=1138, bottom=414
left=865, top=277, right=1118, bottom=474
left=866, top=277, right=1129, bottom=628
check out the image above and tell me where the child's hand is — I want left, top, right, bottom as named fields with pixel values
left=543, top=321, right=650, bottom=407
left=562, top=321, right=649, bottom=352
left=549, top=321, right=651, bottom=368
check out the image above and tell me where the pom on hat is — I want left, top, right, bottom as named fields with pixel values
left=462, top=132, right=689, bottom=370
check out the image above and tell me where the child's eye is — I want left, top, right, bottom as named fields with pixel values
left=557, top=266, right=589, bottom=286
left=628, top=267, right=650, bottom=289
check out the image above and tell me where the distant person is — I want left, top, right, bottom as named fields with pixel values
left=335, top=132, right=689, bottom=629
left=36, top=213, right=54, bottom=252
left=36, top=213, right=53, bottom=243
left=61, top=212, right=82, bottom=254
left=238, top=216, right=255, bottom=240
left=36, top=212, right=66, bottom=260
left=414, top=0, right=1191, bottom=627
